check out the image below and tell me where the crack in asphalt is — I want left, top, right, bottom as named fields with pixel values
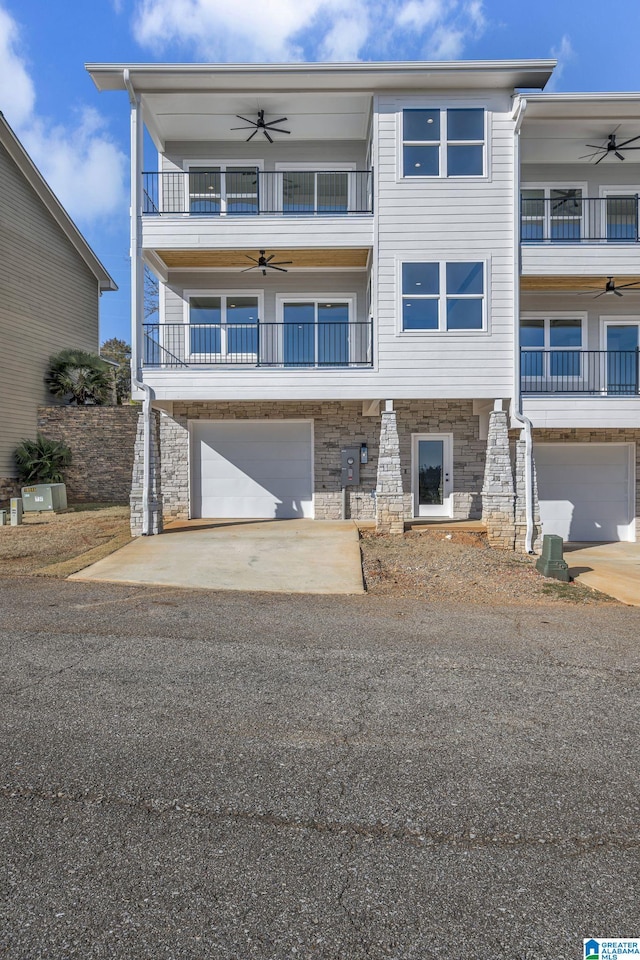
left=2, top=785, right=638, bottom=854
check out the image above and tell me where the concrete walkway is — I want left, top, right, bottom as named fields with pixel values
left=70, top=519, right=365, bottom=595
left=565, top=541, right=640, bottom=606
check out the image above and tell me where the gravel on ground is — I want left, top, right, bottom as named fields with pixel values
left=0, top=505, right=130, bottom=577
left=360, top=528, right=617, bottom=605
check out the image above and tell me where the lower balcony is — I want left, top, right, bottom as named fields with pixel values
left=143, top=321, right=374, bottom=369
left=521, top=349, right=640, bottom=395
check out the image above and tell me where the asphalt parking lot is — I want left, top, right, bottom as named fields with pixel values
left=1, top=577, right=639, bottom=959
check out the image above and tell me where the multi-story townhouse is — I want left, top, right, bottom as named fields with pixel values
left=87, top=60, right=640, bottom=550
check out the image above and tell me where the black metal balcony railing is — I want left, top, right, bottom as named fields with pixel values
left=143, top=321, right=374, bottom=368
left=521, top=349, right=640, bottom=394
left=520, top=196, right=640, bottom=242
left=143, top=170, right=373, bottom=216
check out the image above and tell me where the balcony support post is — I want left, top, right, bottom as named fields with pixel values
left=375, top=405, right=404, bottom=535
left=125, top=69, right=162, bottom=537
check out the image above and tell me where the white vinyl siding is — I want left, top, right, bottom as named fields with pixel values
left=374, top=91, right=516, bottom=398
left=0, top=141, right=99, bottom=476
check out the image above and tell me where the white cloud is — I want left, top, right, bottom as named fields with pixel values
left=20, top=110, right=127, bottom=223
left=547, top=34, right=574, bottom=90
left=0, top=4, right=126, bottom=225
left=0, top=6, right=35, bottom=125
left=131, top=0, right=487, bottom=62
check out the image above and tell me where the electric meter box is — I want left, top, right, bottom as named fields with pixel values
left=21, top=483, right=67, bottom=513
left=341, top=446, right=361, bottom=486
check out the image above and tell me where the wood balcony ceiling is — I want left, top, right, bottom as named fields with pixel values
left=156, top=248, right=370, bottom=269
left=521, top=274, right=640, bottom=292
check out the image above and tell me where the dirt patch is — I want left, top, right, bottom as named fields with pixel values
left=360, top=528, right=617, bottom=605
left=0, top=505, right=131, bottom=577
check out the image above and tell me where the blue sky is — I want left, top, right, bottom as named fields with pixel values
left=1, top=0, right=639, bottom=344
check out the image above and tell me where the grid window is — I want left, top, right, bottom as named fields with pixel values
left=189, top=295, right=259, bottom=359
left=403, top=108, right=485, bottom=178
left=402, top=261, right=485, bottom=331
left=520, top=317, right=584, bottom=381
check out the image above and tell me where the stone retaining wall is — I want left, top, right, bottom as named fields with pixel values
left=37, top=406, right=139, bottom=503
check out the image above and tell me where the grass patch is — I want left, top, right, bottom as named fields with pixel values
left=540, top=580, right=615, bottom=604
left=35, top=531, right=133, bottom=578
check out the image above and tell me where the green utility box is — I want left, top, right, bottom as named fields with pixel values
left=535, top=534, right=570, bottom=582
left=21, top=483, right=67, bottom=513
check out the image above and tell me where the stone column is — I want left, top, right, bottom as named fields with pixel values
left=375, top=408, right=404, bottom=535
left=481, top=409, right=515, bottom=550
left=130, top=409, right=163, bottom=536
left=514, top=436, right=541, bottom=553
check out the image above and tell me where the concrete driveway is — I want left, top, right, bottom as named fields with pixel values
left=565, top=541, right=640, bottom=605
left=70, top=518, right=364, bottom=594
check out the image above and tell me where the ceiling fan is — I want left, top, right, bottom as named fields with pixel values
left=242, top=250, right=292, bottom=276
left=584, top=277, right=640, bottom=299
left=580, top=131, right=640, bottom=164
left=231, top=110, right=291, bottom=143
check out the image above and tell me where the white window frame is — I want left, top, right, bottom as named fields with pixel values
left=600, top=316, right=640, bottom=394
left=398, top=260, right=487, bottom=334
left=520, top=311, right=587, bottom=385
left=598, top=186, right=640, bottom=243
left=520, top=182, right=589, bottom=243
left=183, top=160, right=264, bottom=216
left=399, top=104, right=487, bottom=179
left=274, top=162, right=357, bottom=215
left=275, top=293, right=358, bottom=366
left=184, top=289, right=263, bottom=363
left=411, top=433, right=454, bottom=518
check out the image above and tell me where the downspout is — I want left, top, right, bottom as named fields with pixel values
left=510, top=96, right=535, bottom=554
left=124, top=68, right=153, bottom=535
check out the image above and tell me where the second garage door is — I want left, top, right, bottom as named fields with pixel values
left=535, top=443, right=634, bottom=542
left=191, top=420, right=313, bottom=519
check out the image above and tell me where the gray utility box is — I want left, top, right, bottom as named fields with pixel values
left=341, top=446, right=361, bottom=486
left=21, top=483, right=68, bottom=513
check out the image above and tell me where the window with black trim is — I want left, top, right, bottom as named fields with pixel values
left=402, top=108, right=485, bottom=177
left=402, top=261, right=485, bottom=331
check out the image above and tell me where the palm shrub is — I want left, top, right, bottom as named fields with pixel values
left=45, top=349, right=113, bottom=405
left=14, top=435, right=71, bottom=484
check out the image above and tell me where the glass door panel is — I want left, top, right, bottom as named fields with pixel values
left=419, top=440, right=444, bottom=506
left=605, top=196, right=638, bottom=241
left=317, top=303, right=349, bottom=365
left=283, top=172, right=315, bottom=213
left=521, top=189, right=544, bottom=241
left=284, top=303, right=315, bottom=366
left=606, top=324, right=639, bottom=394
left=550, top=189, right=582, bottom=241
left=413, top=434, right=452, bottom=517
left=189, top=168, right=221, bottom=214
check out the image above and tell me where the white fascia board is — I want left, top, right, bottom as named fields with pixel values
left=85, top=60, right=555, bottom=94
left=0, top=113, right=117, bottom=292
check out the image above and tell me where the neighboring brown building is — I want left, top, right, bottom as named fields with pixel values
left=0, top=112, right=117, bottom=503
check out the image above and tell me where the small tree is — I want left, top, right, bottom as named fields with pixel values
left=101, top=337, right=132, bottom=404
left=14, top=435, right=71, bottom=484
left=45, top=349, right=113, bottom=405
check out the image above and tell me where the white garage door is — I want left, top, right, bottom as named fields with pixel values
left=191, top=420, right=313, bottom=519
left=535, top=443, right=634, bottom=542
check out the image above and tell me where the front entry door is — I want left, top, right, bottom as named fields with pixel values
left=412, top=433, right=453, bottom=517
left=604, top=322, right=639, bottom=394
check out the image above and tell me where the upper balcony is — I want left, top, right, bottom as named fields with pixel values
left=141, top=168, right=374, bottom=255
left=520, top=193, right=640, bottom=277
